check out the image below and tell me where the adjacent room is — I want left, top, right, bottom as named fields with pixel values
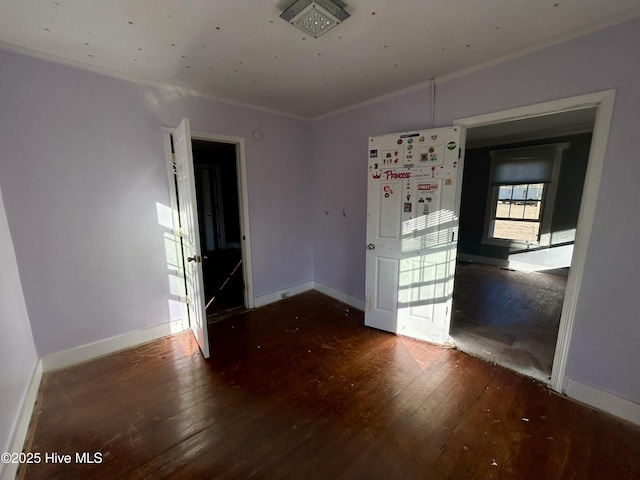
left=2, top=2, right=640, bottom=479
left=450, top=109, right=595, bottom=383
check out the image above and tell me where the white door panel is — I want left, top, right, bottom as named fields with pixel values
left=365, top=127, right=463, bottom=344
left=174, top=118, right=210, bottom=358
left=376, top=257, right=399, bottom=312
left=378, top=180, right=402, bottom=239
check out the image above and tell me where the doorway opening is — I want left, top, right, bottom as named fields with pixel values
left=191, top=139, right=246, bottom=319
left=451, top=107, right=598, bottom=384
left=164, top=124, right=254, bottom=355
left=361, top=91, right=613, bottom=391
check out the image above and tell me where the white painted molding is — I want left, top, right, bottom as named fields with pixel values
left=312, top=80, right=433, bottom=122
left=189, top=130, right=255, bottom=310
left=466, top=122, right=594, bottom=149
left=38, top=282, right=358, bottom=371
left=252, top=282, right=365, bottom=311
left=1, top=360, right=43, bottom=480
left=312, top=12, right=640, bottom=122
left=0, top=41, right=308, bottom=121
left=163, top=127, right=256, bottom=311
left=312, top=282, right=365, bottom=311
left=41, top=321, right=186, bottom=372
left=454, top=89, right=616, bottom=394
left=454, top=90, right=616, bottom=130
left=550, top=90, right=615, bottom=393
left=436, top=10, right=640, bottom=87
left=253, top=281, right=314, bottom=308
left=566, top=379, right=640, bottom=426
left=3, top=8, right=639, bottom=124
left=458, top=253, right=508, bottom=268
left=458, top=253, right=571, bottom=276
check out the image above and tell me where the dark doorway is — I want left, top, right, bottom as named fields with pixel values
left=192, top=139, right=245, bottom=318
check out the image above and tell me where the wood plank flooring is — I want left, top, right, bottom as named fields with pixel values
left=20, top=291, right=640, bottom=479
left=451, top=261, right=566, bottom=382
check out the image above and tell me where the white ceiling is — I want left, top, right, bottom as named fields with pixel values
left=1, top=1, right=639, bottom=119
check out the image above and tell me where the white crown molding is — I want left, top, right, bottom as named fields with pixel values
left=2, top=8, right=638, bottom=123
left=311, top=79, right=433, bottom=122
left=312, top=9, right=640, bottom=122
left=436, top=8, right=640, bottom=86
left=0, top=41, right=308, bottom=122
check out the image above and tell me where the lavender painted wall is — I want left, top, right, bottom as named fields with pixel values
left=2, top=13, right=639, bottom=438
left=312, top=17, right=640, bottom=404
left=0, top=184, right=38, bottom=461
left=311, top=88, right=432, bottom=298
left=0, top=49, right=313, bottom=358
left=433, top=17, right=640, bottom=405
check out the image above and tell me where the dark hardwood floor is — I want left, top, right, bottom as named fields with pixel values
left=20, top=291, right=640, bottom=479
left=451, top=261, right=566, bottom=383
left=203, top=248, right=244, bottom=317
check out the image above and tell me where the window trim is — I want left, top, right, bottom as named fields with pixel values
left=482, top=143, right=569, bottom=249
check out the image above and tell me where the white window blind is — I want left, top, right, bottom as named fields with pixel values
left=491, top=145, right=558, bottom=185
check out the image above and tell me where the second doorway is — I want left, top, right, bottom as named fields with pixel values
left=192, top=139, right=245, bottom=318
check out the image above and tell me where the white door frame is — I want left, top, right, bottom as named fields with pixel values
left=163, top=127, right=255, bottom=313
left=453, top=89, right=616, bottom=393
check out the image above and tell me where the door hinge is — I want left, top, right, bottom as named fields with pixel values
left=178, top=227, right=184, bottom=238
left=184, top=295, right=190, bottom=305
left=171, top=153, right=176, bottom=165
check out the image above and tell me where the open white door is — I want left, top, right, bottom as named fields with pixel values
left=365, top=126, right=463, bottom=344
left=174, top=118, right=210, bottom=358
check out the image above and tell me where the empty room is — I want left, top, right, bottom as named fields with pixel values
left=1, top=2, right=640, bottom=479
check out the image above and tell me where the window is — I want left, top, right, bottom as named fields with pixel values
left=483, top=143, right=568, bottom=248
left=494, top=183, right=544, bottom=242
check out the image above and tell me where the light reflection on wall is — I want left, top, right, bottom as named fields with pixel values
left=144, top=85, right=194, bottom=113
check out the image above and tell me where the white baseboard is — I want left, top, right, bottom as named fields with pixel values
left=458, top=253, right=508, bottom=268
left=42, top=282, right=362, bottom=373
left=252, top=281, right=365, bottom=311
left=253, top=281, right=315, bottom=308
left=312, top=282, right=365, bottom=311
left=41, top=320, right=186, bottom=372
left=458, top=253, right=569, bottom=276
left=566, top=378, right=640, bottom=425
left=1, top=360, right=43, bottom=480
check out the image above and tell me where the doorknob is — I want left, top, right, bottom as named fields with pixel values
left=367, top=243, right=375, bottom=250
left=187, top=256, right=198, bottom=263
